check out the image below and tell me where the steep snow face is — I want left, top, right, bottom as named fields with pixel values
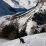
left=4, top=0, right=39, bottom=9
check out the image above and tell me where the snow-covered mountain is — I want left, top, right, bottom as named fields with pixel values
left=4, top=0, right=39, bottom=9
left=0, top=0, right=46, bottom=46
left=0, top=0, right=46, bottom=40
left=0, top=0, right=39, bottom=16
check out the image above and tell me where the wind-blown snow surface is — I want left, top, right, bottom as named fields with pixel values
left=0, top=33, right=46, bottom=46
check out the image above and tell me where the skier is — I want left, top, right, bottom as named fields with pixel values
left=19, top=37, right=25, bottom=44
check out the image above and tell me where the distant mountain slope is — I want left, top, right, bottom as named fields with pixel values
left=0, top=0, right=27, bottom=16
left=0, top=0, right=39, bottom=16
left=4, top=0, right=39, bottom=9
left=0, top=0, right=17, bottom=16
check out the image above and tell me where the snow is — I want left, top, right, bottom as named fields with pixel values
left=18, top=15, right=31, bottom=32
left=0, top=16, right=10, bottom=26
left=38, top=2, right=46, bottom=13
left=25, top=19, right=37, bottom=35
left=0, top=33, right=46, bottom=46
left=3, top=21, right=10, bottom=25
left=4, top=0, right=39, bottom=9
left=34, top=3, right=42, bottom=13
left=0, top=39, right=9, bottom=45
left=0, top=17, right=6, bottom=25
left=41, top=2, right=46, bottom=10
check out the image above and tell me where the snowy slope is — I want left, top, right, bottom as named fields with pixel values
left=0, top=33, right=46, bottom=46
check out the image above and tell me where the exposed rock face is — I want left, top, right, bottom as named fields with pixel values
left=32, top=12, right=45, bottom=25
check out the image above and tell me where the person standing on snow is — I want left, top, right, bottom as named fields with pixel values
left=19, top=37, right=25, bottom=44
